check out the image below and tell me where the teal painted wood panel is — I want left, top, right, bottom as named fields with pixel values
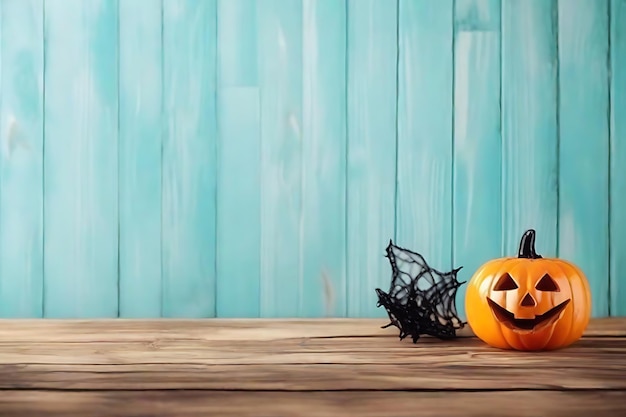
left=0, top=0, right=623, bottom=319
left=216, top=88, right=261, bottom=317
left=611, top=0, right=626, bottom=316
left=558, top=0, right=610, bottom=317
left=257, top=0, right=303, bottom=318
left=215, top=0, right=261, bottom=318
left=162, top=0, right=218, bottom=318
left=396, top=0, right=454, bottom=272
left=217, top=0, right=257, bottom=88
left=0, top=0, right=44, bottom=317
left=299, top=0, right=347, bottom=317
left=452, top=0, right=501, bottom=319
left=43, top=0, right=119, bottom=318
left=346, top=0, right=397, bottom=318
left=118, top=0, right=163, bottom=318
left=501, top=0, right=559, bottom=257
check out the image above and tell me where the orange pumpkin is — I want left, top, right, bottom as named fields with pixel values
left=465, top=229, right=591, bottom=351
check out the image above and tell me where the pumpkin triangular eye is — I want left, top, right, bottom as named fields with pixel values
left=536, top=273, right=559, bottom=292
left=494, top=273, right=518, bottom=291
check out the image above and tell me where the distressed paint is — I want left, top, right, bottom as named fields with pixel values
left=118, top=0, right=163, bottom=318
left=611, top=0, right=626, bottom=316
left=396, top=0, right=454, bottom=273
left=215, top=0, right=261, bottom=318
left=0, top=0, right=44, bottom=317
left=257, top=0, right=303, bottom=318
left=558, top=0, right=610, bottom=317
left=217, top=0, right=257, bottom=88
left=346, top=0, right=397, bottom=317
left=452, top=0, right=501, bottom=319
left=216, top=87, right=261, bottom=318
left=501, top=0, right=559, bottom=257
left=299, top=0, right=347, bottom=317
left=0, top=0, right=622, bottom=319
left=43, top=0, right=119, bottom=318
left=162, top=0, right=218, bottom=318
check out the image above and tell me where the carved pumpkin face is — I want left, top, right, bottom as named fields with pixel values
left=465, top=229, right=591, bottom=351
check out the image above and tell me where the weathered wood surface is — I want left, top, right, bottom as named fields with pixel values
left=0, top=318, right=624, bottom=416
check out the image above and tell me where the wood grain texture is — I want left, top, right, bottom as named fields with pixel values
left=396, top=0, right=453, bottom=271
left=43, top=0, right=119, bottom=318
left=118, top=0, right=163, bottom=318
left=0, top=318, right=623, bottom=391
left=216, top=88, right=261, bottom=317
left=0, top=0, right=44, bottom=317
left=0, top=319, right=624, bottom=415
left=217, top=0, right=257, bottom=87
left=215, top=0, right=260, bottom=318
left=346, top=0, right=398, bottom=317
left=452, top=0, right=501, bottom=318
left=299, top=0, right=347, bottom=317
left=0, top=336, right=625, bottom=389
left=162, top=0, right=217, bottom=317
left=611, top=0, right=626, bottom=316
left=0, top=317, right=623, bottom=341
left=501, top=0, right=559, bottom=256
left=4, top=390, right=626, bottom=417
left=558, top=0, right=610, bottom=318
left=257, top=0, right=303, bottom=317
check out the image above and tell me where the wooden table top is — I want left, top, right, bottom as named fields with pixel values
left=0, top=317, right=624, bottom=416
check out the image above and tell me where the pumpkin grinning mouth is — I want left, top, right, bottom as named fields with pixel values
left=486, top=298, right=571, bottom=332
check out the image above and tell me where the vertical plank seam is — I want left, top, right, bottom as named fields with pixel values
left=214, top=0, right=220, bottom=318
left=343, top=0, right=349, bottom=318
left=498, top=0, right=503, bottom=258
left=499, top=0, right=504, bottom=257
left=116, top=0, right=121, bottom=318
left=344, top=0, right=350, bottom=317
left=555, top=0, right=561, bottom=258
left=256, top=0, right=263, bottom=317
left=450, top=0, right=456, bottom=269
left=159, top=0, right=165, bottom=318
left=41, top=0, right=47, bottom=318
left=607, top=0, right=612, bottom=316
left=297, top=1, right=304, bottom=316
left=393, top=0, right=399, bottom=244
left=213, top=0, right=219, bottom=318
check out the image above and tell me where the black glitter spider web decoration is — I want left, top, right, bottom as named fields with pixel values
left=375, top=240, right=466, bottom=343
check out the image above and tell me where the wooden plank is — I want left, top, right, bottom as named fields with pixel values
left=162, top=0, right=218, bottom=317
left=43, top=0, right=119, bottom=317
left=217, top=0, right=257, bottom=87
left=0, top=318, right=622, bottom=342
left=0, top=334, right=624, bottom=366
left=501, top=0, right=559, bottom=256
left=118, top=0, right=162, bottom=317
left=257, top=0, right=303, bottom=317
left=611, top=0, right=626, bottom=316
left=2, top=390, right=626, bottom=417
left=0, top=0, right=44, bottom=317
left=346, top=0, right=398, bottom=317
left=452, top=0, right=501, bottom=319
left=0, top=390, right=626, bottom=417
left=558, top=0, right=610, bottom=318
left=215, top=0, right=260, bottom=318
left=216, top=88, right=261, bottom=317
left=1, top=354, right=624, bottom=390
left=0, top=335, right=624, bottom=390
left=299, top=0, right=347, bottom=317
left=396, top=0, right=453, bottom=271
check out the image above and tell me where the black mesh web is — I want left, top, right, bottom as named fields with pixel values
left=375, top=240, right=466, bottom=343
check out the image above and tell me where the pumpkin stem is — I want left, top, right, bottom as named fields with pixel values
left=517, top=229, right=542, bottom=259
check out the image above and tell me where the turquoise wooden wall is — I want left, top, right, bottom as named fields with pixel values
left=0, top=0, right=624, bottom=319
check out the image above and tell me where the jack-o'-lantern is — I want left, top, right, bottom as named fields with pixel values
left=465, top=229, right=591, bottom=351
